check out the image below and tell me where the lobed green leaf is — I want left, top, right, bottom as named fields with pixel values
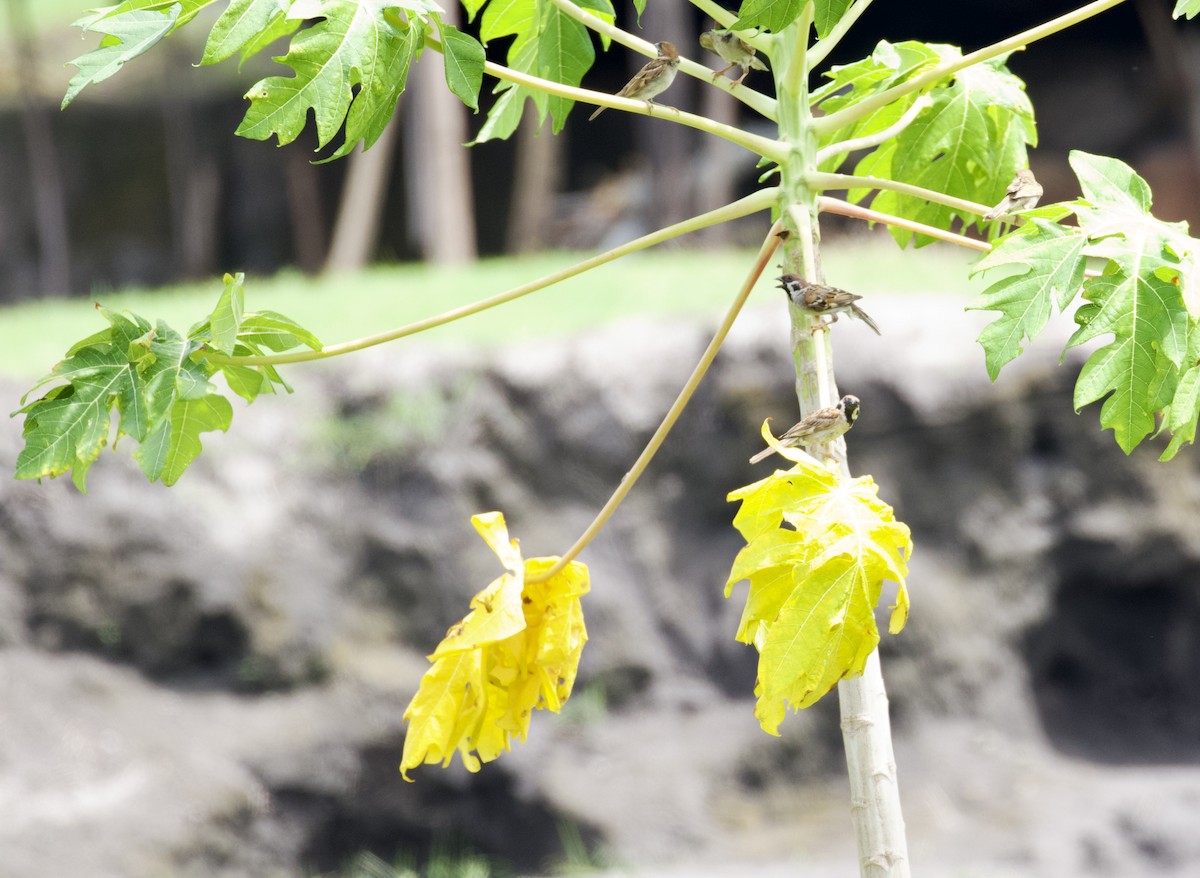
left=12, top=277, right=319, bottom=489
left=969, top=219, right=1088, bottom=379
left=1174, top=0, right=1200, bottom=19
left=813, top=0, right=854, bottom=38
left=734, top=0, right=804, bottom=33
left=441, top=24, right=487, bottom=111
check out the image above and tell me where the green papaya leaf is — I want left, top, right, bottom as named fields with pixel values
left=237, top=0, right=425, bottom=158
left=734, top=0, right=804, bottom=33
left=441, top=24, right=486, bottom=111
left=969, top=219, right=1088, bottom=379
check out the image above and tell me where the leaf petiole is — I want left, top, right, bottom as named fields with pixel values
left=529, top=220, right=786, bottom=583
left=201, top=188, right=779, bottom=368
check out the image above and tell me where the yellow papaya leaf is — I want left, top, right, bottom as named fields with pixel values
left=400, top=513, right=589, bottom=780
left=726, top=458, right=912, bottom=735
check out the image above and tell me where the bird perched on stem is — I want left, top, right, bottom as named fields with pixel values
left=699, top=29, right=767, bottom=87
left=983, top=168, right=1043, bottom=220
left=589, top=41, right=680, bottom=121
left=778, top=274, right=881, bottom=335
left=750, top=396, right=860, bottom=464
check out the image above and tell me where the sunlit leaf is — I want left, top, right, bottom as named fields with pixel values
left=726, top=459, right=911, bottom=735
left=968, top=219, right=1088, bottom=379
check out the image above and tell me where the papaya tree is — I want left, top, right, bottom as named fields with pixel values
left=14, top=0, right=1200, bottom=874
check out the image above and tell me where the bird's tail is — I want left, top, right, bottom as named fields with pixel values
left=851, top=304, right=882, bottom=335
left=588, top=106, right=606, bottom=121
left=748, top=446, right=775, bottom=464
left=749, top=56, right=769, bottom=71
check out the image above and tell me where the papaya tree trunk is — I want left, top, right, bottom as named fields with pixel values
left=775, top=10, right=912, bottom=876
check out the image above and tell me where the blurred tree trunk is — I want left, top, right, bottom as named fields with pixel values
left=406, top=5, right=477, bottom=265
left=506, top=111, right=564, bottom=253
left=633, top=0, right=695, bottom=231
left=284, top=144, right=328, bottom=273
left=1134, top=0, right=1200, bottom=190
left=695, top=85, right=740, bottom=247
left=162, top=48, right=220, bottom=279
left=324, top=116, right=402, bottom=272
left=6, top=0, right=70, bottom=296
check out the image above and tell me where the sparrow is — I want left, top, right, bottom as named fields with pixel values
left=983, top=168, right=1043, bottom=221
left=777, top=274, right=881, bottom=335
left=699, top=29, right=767, bottom=87
left=589, top=41, right=680, bottom=121
left=749, top=395, right=861, bottom=464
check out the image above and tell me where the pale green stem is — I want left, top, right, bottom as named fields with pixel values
left=776, top=1, right=814, bottom=99
left=688, top=0, right=737, bottom=29
left=816, top=195, right=990, bottom=251
left=529, top=221, right=785, bottom=583
left=813, top=0, right=1129, bottom=135
left=202, top=188, right=778, bottom=368
left=809, top=172, right=990, bottom=217
left=813, top=94, right=930, bottom=163
left=807, top=0, right=874, bottom=68
left=546, top=0, right=777, bottom=120
left=471, top=49, right=787, bottom=162
left=817, top=196, right=1102, bottom=278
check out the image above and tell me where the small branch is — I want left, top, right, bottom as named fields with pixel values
left=453, top=43, right=787, bottom=162
left=546, top=0, right=777, bottom=120
left=812, top=0, right=1128, bottom=135
left=530, top=221, right=785, bottom=582
left=202, top=188, right=779, bottom=367
left=814, top=94, right=930, bottom=162
left=807, top=0, right=874, bottom=68
left=817, top=196, right=991, bottom=251
left=688, top=0, right=737, bottom=30
left=808, top=171, right=990, bottom=217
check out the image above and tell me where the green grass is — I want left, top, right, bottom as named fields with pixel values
left=0, top=238, right=985, bottom=380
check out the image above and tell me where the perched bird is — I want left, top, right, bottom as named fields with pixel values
left=589, top=41, right=680, bottom=121
left=699, top=29, right=767, bottom=87
left=750, top=395, right=861, bottom=464
left=778, top=274, right=881, bottom=335
left=983, top=168, right=1043, bottom=221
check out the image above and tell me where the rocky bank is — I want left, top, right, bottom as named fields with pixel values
left=2, top=295, right=1200, bottom=878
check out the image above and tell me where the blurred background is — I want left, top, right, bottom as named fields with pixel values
left=2, top=2, right=1200, bottom=878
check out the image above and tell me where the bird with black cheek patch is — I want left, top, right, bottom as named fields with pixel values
left=778, top=274, right=881, bottom=335
left=589, top=41, right=680, bottom=121
left=750, top=395, right=860, bottom=464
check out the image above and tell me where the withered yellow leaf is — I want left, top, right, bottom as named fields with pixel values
left=400, top=513, right=589, bottom=780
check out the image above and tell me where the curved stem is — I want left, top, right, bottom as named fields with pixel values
left=547, top=0, right=777, bottom=120
left=807, top=0, right=874, bottom=68
left=202, top=188, right=779, bottom=367
left=812, top=0, right=1128, bottom=135
left=814, top=94, right=930, bottom=163
left=817, top=195, right=990, bottom=251
left=529, top=221, right=785, bottom=582
left=809, top=171, right=990, bottom=217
